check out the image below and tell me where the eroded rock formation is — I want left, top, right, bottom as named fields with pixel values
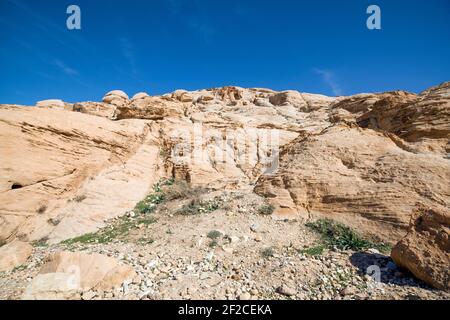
left=1, top=82, right=449, bottom=290
left=391, top=206, right=449, bottom=291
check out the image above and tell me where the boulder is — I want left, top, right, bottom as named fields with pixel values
left=172, top=90, right=193, bottom=103
left=104, top=90, right=129, bottom=100
left=391, top=206, right=450, bottom=291
left=0, top=240, right=33, bottom=272
left=132, top=92, right=150, bottom=101
left=102, top=90, right=129, bottom=106
left=22, top=273, right=80, bottom=300
left=39, top=251, right=136, bottom=291
left=36, top=99, right=66, bottom=109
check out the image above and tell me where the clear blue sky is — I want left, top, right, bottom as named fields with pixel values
left=0, top=0, right=449, bottom=105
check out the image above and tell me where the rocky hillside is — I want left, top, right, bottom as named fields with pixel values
left=0, top=83, right=448, bottom=299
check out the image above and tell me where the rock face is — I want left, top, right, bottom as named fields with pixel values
left=0, top=105, right=163, bottom=244
left=1, top=83, right=449, bottom=289
left=0, top=240, right=33, bottom=272
left=255, top=83, right=450, bottom=241
left=254, top=124, right=450, bottom=241
left=22, top=251, right=135, bottom=299
left=391, top=206, right=450, bottom=291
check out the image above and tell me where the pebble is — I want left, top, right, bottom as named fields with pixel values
left=276, top=285, right=296, bottom=296
left=82, top=291, right=97, bottom=300
left=339, top=287, right=355, bottom=297
left=250, top=289, right=259, bottom=295
left=239, top=292, right=251, bottom=300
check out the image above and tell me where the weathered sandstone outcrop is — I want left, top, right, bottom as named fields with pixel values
left=114, top=95, right=184, bottom=120
left=132, top=92, right=150, bottom=101
left=22, top=251, right=135, bottom=299
left=1, top=81, right=449, bottom=290
left=73, top=101, right=117, bottom=119
left=0, top=105, right=163, bottom=244
left=36, top=99, right=71, bottom=110
left=391, top=206, right=449, bottom=291
left=0, top=240, right=33, bottom=272
left=102, top=90, right=130, bottom=107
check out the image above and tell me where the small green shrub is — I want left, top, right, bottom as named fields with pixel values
left=135, top=200, right=156, bottom=214
left=209, top=240, right=219, bottom=248
left=200, top=200, right=220, bottom=213
left=164, top=180, right=199, bottom=201
left=33, top=237, right=49, bottom=247
left=300, top=244, right=327, bottom=256
left=261, top=247, right=275, bottom=258
left=134, top=179, right=174, bottom=214
left=137, top=237, right=154, bottom=245
left=257, top=204, right=275, bottom=215
left=207, top=230, right=222, bottom=240
left=305, top=219, right=391, bottom=253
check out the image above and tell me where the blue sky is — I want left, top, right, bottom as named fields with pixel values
left=0, top=0, right=449, bottom=105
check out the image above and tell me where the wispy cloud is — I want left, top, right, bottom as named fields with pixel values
left=313, top=68, right=343, bottom=96
left=119, top=37, right=138, bottom=77
left=53, top=59, right=79, bottom=76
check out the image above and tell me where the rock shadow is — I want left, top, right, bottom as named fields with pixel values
left=349, top=252, right=432, bottom=290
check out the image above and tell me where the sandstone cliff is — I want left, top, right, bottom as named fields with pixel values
left=0, top=83, right=449, bottom=293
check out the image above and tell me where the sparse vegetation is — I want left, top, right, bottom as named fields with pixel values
left=134, top=178, right=176, bottom=214
left=73, top=195, right=87, bottom=203
left=261, top=247, right=275, bottom=258
left=164, top=180, right=202, bottom=201
left=300, top=244, right=327, bottom=256
left=159, top=148, right=170, bottom=159
left=176, top=198, right=220, bottom=216
left=33, top=237, right=49, bottom=247
left=61, top=214, right=157, bottom=246
left=12, top=265, right=27, bottom=272
left=136, top=237, right=154, bottom=245
left=257, top=204, right=275, bottom=215
left=209, top=240, right=219, bottom=248
left=61, top=179, right=193, bottom=245
left=207, top=230, right=222, bottom=240
left=37, top=205, right=47, bottom=214
left=305, top=219, right=391, bottom=253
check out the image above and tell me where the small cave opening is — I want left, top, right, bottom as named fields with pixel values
left=11, top=183, right=23, bottom=190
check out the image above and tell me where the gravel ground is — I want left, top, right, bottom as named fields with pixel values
left=1, top=189, right=448, bottom=300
